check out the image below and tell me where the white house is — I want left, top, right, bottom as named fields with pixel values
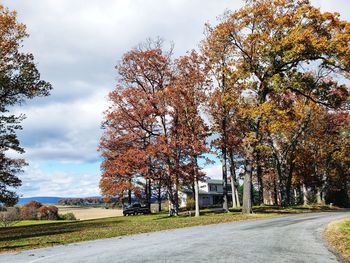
left=179, top=178, right=234, bottom=208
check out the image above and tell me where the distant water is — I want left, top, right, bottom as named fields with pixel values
left=18, top=196, right=104, bottom=205
left=18, top=197, right=63, bottom=205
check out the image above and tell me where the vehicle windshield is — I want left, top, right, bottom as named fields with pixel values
left=126, top=203, right=140, bottom=209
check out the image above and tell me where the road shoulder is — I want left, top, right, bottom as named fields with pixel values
left=325, top=217, right=350, bottom=262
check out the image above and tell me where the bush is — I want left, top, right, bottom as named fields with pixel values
left=59, top=213, right=76, bottom=220
left=20, top=206, right=38, bottom=220
left=37, top=205, right=59, bottom=220
left=26, top=201, right=43, bottom=209
left=0, top=207, right=21, bottom=227
left=20, top=201, right=43, bottom=220
left=186, top=197, right=195, bottom=211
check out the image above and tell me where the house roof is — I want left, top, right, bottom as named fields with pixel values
left=206, top=179, right=223, bottom=184
left=181, top=188, right=223, bottom=196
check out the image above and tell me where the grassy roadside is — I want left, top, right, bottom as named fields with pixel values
left=325, top=218, right=350, bottom=262
left=14, top=220, right=74, bottom=227
left=0, top=204, right=339, bottom=253
left=0, top=212, right=276, bottom=252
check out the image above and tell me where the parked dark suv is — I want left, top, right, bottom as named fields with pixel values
left=123, top=203, right=151, bottom=216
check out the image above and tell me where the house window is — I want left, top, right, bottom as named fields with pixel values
left=209, top=185, right=217, bottom=191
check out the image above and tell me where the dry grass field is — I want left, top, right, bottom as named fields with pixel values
left=57, top=206, right=122, bottom=220
left=325, top=218, right=350, bottom=262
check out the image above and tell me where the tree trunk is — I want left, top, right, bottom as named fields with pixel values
left=145, top=179, right=150, bottom=210
left=235, top=186, right=241, bottom=208
left=316, top=187, right=323, bottom=204
left=273, top=176, right=278, bottom=206
left=174, top=175, right=179, bottom=216
left=293, top=188, right=298, bottom=205
left=231, top=176, right=237, bottom=208
left=194, top=175, right=200, bottom=217
left=193, top=156, right=200, bottom=217
left=302, top=184, right=308, bottom=206
left=229, top=151, right=238, bottom=208
left=220, top=60, right=229, bottom=213
left=256, top=151, right=264, bottom=205
left=285, top=160, right=295, bottom=206
left=222, top=146, right=229, bottom=212
left=167, top=182, right=175, bottom=216
left=128, top=189, right=132, bottom=205
left=242, top=161, right=253, bottom=214
left=158, top=181, right=162, bottom=212
left=148, top=179, right=152, bottom=210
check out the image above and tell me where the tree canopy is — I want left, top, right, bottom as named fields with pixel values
left=0, top=5, right=52, bottom=206
left=101, top=0, right=350, bottom=215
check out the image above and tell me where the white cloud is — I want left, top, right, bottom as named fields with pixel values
left=203, top=165, right=222, bottom=179
left=19, top=164, right=100, bottom=197
left=14, top=88, right=108, bottom=163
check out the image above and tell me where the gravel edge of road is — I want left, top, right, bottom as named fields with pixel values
left=324, top=218, right=350, bottom=263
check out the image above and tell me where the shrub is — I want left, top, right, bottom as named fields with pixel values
left=20, top=206, right=38, bottom=220
left=0, top=207, right=21, bottom=227
left=26, top=201, right=43, bottom=209
left=186, top=197, right=195, bottom=211
left=60, top=213, right=76, bottom=220
left=37, top=205, right=59, bottom=220
left=20, top=201, right=43, bottom=220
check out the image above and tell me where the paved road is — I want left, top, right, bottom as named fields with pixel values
left=1, top=211, right=349, bottom=263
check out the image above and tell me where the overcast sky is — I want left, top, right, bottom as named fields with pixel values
left=3, top=0, right=350, bottom=197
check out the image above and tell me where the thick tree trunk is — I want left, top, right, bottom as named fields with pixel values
left=316, top=187, right=323, bottom=204
left=242, top=161, right=253, bottom=214
left=302, top=184, right=308, bottom=206
left=158, top=181, right=162, bottom=212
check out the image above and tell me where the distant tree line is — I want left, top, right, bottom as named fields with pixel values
left=99, top=0, right=350, bottom=216
left=58, top=197, right=110, bottom=206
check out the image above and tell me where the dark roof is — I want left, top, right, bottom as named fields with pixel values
left=206, top=179, right=223, bottom=184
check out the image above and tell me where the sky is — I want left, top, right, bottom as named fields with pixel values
left=2, top=0, right=350, bottom=198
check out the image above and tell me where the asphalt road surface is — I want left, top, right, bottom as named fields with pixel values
left=1, top=211, right=349, bottom=263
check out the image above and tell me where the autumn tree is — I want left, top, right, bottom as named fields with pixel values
left=203, top=0, right=350, bottom=213
left=170, top=50, right=211, bottom=216
left=99, top=39, right=176, bottom=212
left=0, top=5, right=52, bottom=206
left=293, top=108, right=350, bottom=206
left=202, top=22, right=237, bottom=212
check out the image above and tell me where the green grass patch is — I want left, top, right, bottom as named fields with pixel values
left=325, top=218, right=350, bottom=262
left=14, top=220, right=74, bottom=227
left=0, top=212, right=275, bottom=252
